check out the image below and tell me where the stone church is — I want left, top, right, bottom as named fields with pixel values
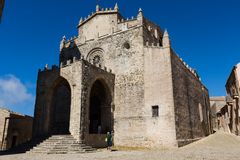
left=33, top=4, right=212, bottom=148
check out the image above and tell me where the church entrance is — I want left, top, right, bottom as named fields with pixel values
left=89, top=80, right=112, bottom=134
left=51, top=78, right=71, bottom=134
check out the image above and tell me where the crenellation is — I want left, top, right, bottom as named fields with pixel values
left=44, top=64, right=49, bottom=70
left=79, top=17, right=83, bottom=24
left=174, top=52, right=201, bottom=81
left=51, top=65, right=58, bottom=70
left=96, top=4, right=100, bottom=12
left=114, top=3, right=119, bottom=11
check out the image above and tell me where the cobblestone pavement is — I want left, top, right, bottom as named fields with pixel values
left=1, top=132, right=240, bottom=160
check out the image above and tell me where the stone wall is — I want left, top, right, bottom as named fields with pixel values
left=5, top=114, right=33, bottom=149
left=78, top=13, right=119, bottom=42
left=0, top=108, right=10, bottom=150
left=0, top=108, right=33, bottom=150
left=143, top=45, right=178, bottom=148
left=225, top=63, right=240, bottom=135
left=33, top=66, right=60, bottom=137
left=171, top=51, right=211, bottom=146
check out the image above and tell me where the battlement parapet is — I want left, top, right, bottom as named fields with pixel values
left=38, top=65, right=59, bottom=73
left=60, top=56, right=113, bottom=74
left=118, top=17, right=138, bottom=24
left=77, top=4, right=119, bottom=28
left=176, top=53, right=201, bottom=81
left=144, top=44, right=201, bottom=81
left=145, top=41, right=162, bottom=48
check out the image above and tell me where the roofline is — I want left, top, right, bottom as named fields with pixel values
left=225, top=65, right=237, bottom=88
left=0, top=107, right=33, bottom=118
left=77, top=10, right=121, bottom=28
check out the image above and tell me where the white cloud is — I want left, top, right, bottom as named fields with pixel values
left=0, top=74, right=34, bottom=107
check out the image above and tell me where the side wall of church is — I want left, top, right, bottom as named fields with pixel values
left=143, top=46, right=177, bottom=148
left=170, top=51, right=211, bottom=146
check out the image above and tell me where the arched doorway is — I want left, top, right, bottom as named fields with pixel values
left=89, top=80, right=112, bottom=134
left=50, top=78, right=71, bottom=134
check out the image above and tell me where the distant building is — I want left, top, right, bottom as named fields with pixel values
left=225, top=63, right=240, bottom=135
left=210, top=96, right=227, bottom=131
left=0, top=0, right=4, bottom=21
left=0, top=108, right=33, bottom=151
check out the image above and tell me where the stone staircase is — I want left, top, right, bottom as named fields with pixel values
left=28, top=134, right=96, bottom=154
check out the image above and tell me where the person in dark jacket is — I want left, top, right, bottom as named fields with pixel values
left=106, top=132, right=112, bottom=150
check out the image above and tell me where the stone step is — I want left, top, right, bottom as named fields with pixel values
left=27, top=134, right=96, bottom=154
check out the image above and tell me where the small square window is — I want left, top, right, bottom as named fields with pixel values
left=152, top=105, right=159, bottom=117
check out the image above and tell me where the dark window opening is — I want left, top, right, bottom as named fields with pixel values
left=152, top=105, right=159, bottom=117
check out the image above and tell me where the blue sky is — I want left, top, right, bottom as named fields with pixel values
left=0, top=0, right=240, bottom=116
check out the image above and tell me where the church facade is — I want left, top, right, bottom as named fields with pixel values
left=33, top=4, right=212, bottom=148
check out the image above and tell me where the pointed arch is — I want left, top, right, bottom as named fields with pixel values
left=88, top=78, right=113, bottom=134
left=46, top=76, right=71, bottom=134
